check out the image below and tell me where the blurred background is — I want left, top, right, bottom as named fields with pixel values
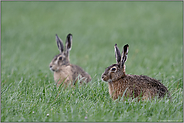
left=1, top=1, right=182, bottom=83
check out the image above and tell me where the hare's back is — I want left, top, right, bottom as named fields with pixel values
left=71, top=64, right=91, bottom=82
left=125, top=74, right=169, bottom=98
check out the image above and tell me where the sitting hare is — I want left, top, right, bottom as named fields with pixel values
left=101, top=44, right=171, bottom=100
left=49, top=33, right=91, bottom=87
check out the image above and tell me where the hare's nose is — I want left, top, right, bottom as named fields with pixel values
left=101, top=74, right=108, bottom=82
left=49, top=65, right=52, bottom=68
left=101, top=75, right=105, bottom=79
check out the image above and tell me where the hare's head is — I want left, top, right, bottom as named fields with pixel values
left=101, top=44, right=129, bottom=82
left=49, top=33, right=72, bottom=72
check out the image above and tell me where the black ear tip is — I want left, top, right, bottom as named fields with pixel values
left=124, top=44, right=129, bottom=52
left=67, top=33, right=72, bottom=37
left=125, top=44, right=129, bottom=47
left=56, top=34, right=59, bottom=38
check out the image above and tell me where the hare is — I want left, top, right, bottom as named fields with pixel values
left=101, top=44, right=171, bottom=100
left=49, top=33, right=91, bottom=87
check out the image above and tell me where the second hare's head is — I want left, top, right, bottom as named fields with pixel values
left=49, top=33, right=72, bottom=72
left=101, top=44, right=129, bottom=82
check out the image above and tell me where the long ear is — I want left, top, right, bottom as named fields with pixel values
left=56, top=34, right=64, bottom=53
left=114, top=44, right=121, bottom=64
left=121, top=44, right=129, bottom=67
left=65, top=33, right=72, bottom=55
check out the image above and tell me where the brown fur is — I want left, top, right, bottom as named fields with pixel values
left=101, top=44, right=171, bottom=101
left=107, top=74, right=170, bottom=100
left=53, top=64, right=91, bottom=87
left=71, top=65, right=91, bottom=84
left=53, top=65, right=72, bottom=87
left=49, top=33, right=91, bottom=87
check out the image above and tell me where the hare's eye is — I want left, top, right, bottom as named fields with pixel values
left=111, top=67, right=116, bottom=72
left=59, top=56, right=62, bottom=60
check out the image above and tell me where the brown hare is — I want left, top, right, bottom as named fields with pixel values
left=49, top=33, right=91, bottom=87
left=101, top=44, right=171, bottom=100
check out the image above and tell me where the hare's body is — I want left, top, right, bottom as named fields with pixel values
left=53, top=64, right=91, bottom=87
left=102, top=44, right=170, bottom=100
left=108, top=74, right=169, bottom=100
left=53, top=65, right=72, bottom=86
left=50, top=34, right=91, bottom=87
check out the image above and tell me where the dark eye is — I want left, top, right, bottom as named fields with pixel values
left=111, top=67, right=116, bottom=72
left=59, top=56, right=62, bottom=60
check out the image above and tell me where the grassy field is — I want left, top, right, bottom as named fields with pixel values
left=1, top=1, right=183, bottom=122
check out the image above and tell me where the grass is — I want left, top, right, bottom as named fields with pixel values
left=1, top=1, right=183, bottom=122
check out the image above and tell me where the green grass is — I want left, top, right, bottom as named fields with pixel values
left=1, top=1, right=183, bottom=122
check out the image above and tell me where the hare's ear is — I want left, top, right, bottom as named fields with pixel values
left=121, top=44, right=129, bottom=67
left=114, top=44, right=121, bottom=64
left=56, top=34, right=64, bottom=53
left=65, top=33, right=72, bottom=55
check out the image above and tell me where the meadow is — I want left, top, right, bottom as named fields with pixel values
left=1, top=1, right=183, bottom=122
